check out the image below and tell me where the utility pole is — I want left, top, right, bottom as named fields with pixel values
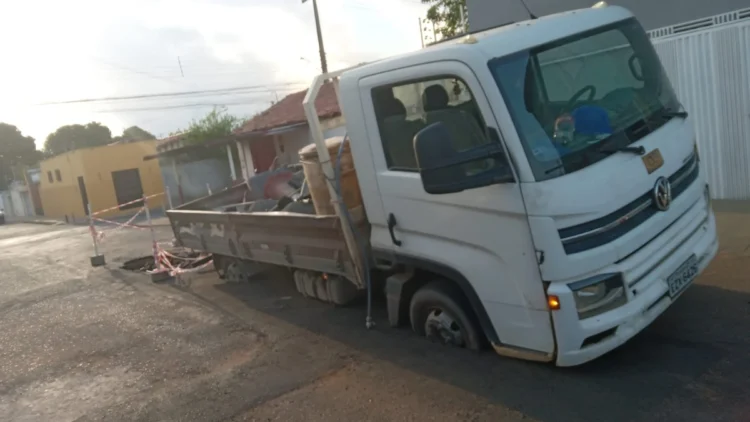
left=459, top=4, right=465, bottom=33
left=303, top=0, right=328, bottom=74
left=419, top=17, right=425, bottom=48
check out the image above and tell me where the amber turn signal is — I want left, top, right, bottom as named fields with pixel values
left=548, top=295, right=561, bottom=310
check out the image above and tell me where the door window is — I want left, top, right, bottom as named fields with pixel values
left=372, top=77, right=492, bottom=172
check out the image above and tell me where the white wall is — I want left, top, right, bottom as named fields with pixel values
left=277, top=129, right=311, bottom=165
left=652, top=17, right=750, bottom=199
left=2, top=182, right=34, bottom=217
left=466, top=0, right=748, bottom=32
left=159, top=157, right=233, bottom=206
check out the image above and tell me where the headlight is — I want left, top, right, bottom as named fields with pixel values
left=569, top=274, right=626, bottom=319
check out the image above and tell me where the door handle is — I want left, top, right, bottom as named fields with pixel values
left=387, top=213, right=402, bottom=246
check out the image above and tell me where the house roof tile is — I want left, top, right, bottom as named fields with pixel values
left=236, top=82, right=340, bottom=134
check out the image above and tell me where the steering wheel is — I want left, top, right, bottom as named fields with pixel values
left=565, top=85, right=596, bottom=110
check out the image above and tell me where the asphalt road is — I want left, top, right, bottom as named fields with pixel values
left=0, top=211, right=748, bottom=422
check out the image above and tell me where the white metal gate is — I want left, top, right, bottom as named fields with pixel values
left=649, top=8, right=750, bottom=199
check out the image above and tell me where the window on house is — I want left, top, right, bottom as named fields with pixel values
left=55, top=169, right=62, bottom=182
left=47, top=171, right=53, bottom=183
left=372, top=77, right=490, bottom=171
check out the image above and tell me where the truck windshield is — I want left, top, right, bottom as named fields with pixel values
left=489, top=18, right=680, bottom=181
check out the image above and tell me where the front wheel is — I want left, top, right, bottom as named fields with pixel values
left=409, top=281, right=483, bottom=351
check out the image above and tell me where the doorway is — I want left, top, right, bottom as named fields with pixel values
left=78, top=176, right=89, bottom=215
left=111, top=169, right=144, bottom=210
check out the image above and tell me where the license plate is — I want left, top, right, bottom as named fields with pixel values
left=667, top=255, right=699, bottom=298
left=642, top=148, right=664, bottom=174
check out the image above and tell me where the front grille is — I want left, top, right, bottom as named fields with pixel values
left=560, top=153, right=699, bottom=254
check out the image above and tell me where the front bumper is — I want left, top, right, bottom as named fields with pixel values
left=548, top=197, right=718, bottom=367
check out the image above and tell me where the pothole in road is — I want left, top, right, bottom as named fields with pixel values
left=121, top=249, right=212, bottom=274
left=121, top=256, right=157, bottom=272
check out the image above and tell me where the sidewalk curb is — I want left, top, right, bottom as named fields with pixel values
left=6, top=219, right=65, bottom=226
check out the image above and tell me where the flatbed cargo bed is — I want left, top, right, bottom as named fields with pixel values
left=167, top=202, right=367, bottom=284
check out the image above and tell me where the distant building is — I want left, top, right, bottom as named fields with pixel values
left=1, top=180, right=34, bottom=218
left=39, top=140, right=165, bottom=222
left=145, top=133, right=240, bottom=208
left=233, top=82, right=346, bottom=179
left=25, top=167, right=43, bottom=216
left=0, top=166, right=42, bottom=219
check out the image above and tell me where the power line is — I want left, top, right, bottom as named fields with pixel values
left=94, top=99, right=268, bottom=113
left=92, top=87, right=306, bottom=113
left=90, top=56, right=182, bottom=86
left=37, top=82, right=308, bottom=106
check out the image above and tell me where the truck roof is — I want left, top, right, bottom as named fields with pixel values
left=343, top=5, right=634, bottom=80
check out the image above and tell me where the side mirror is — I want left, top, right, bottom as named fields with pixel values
left=628, top=54, right=644, bottom=81
left=414, top=122, right=514, bottom=195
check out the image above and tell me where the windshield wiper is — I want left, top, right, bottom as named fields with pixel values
left=544, top=163, right=565, bottom=174
left=598, top=145, right=646, bottom=156
left=662, top=109, right=688, bottom=119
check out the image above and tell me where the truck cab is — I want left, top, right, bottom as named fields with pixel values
left=333, top=5, right=717, bottom=365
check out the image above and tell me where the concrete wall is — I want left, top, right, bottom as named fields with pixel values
left=80, top=141, right=164, bottom=217
left=10, top=186, right=32, bottom=217
left=0, top=182, right=34, bottom=218
left=39, top=150, right=87, bottom=220
left=466, top=0, right=747, bottom=32
left=40, top=141, right=165, bottom=220
left=159, top=157, right=232, bottom=207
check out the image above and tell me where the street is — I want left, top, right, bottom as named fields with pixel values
left=0, top=208, right=748, bottom=422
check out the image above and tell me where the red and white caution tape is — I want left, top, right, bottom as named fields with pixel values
left=160, top=248, right=207, bottom=262
left=148, top=248, right=213, bottom=277
left=91, top=206, right=146, bottom=241
left=90, top=192, right=163, bottom=217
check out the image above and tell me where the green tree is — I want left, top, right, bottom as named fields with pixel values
left=113, top=126, right=156, bottom=143
left=44, top=122, right=112, bottom=156
left=0, top=123, right=40, bottom=189
left=176, top=107, right=242, bottom=173
left=422, top=0, right=467, bottom=40
left=183, top=107, right=241, bottom=145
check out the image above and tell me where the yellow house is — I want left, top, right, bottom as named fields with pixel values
left=39, top=141, right=165, bottom=221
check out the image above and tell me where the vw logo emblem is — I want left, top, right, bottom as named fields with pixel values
left=653, top=176, right=672, bottom=211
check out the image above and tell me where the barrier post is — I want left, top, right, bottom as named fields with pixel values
left=145, top=195, right=170, bottom=282
left=144, top=196, right=159, bottom=268
left=165, top=186, right=174, bottom=210
left=206, top=183, right=212, bottom=196
left=88, top=203, right=106, bottom=267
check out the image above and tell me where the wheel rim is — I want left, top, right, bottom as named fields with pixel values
left=424, top=308, right=465, bottom=347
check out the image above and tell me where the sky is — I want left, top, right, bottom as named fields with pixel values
left=0, top=0, right=430, bottom=148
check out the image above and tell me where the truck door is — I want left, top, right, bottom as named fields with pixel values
left=358, top=61, right=555, bottom=354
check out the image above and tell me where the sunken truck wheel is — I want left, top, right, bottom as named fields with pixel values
left=409, top=280, right=483, bottom=351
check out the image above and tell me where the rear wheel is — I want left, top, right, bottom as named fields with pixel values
left=409, top=280, right=483, bottom=351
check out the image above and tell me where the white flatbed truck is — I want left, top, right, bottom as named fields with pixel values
left=167, top=4, right=718, bottom=366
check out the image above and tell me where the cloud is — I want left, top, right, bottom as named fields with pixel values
left=0, top=0, right=426, bottom=145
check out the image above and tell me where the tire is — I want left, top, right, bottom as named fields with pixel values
left=409, top=280, right=483, bottom=351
